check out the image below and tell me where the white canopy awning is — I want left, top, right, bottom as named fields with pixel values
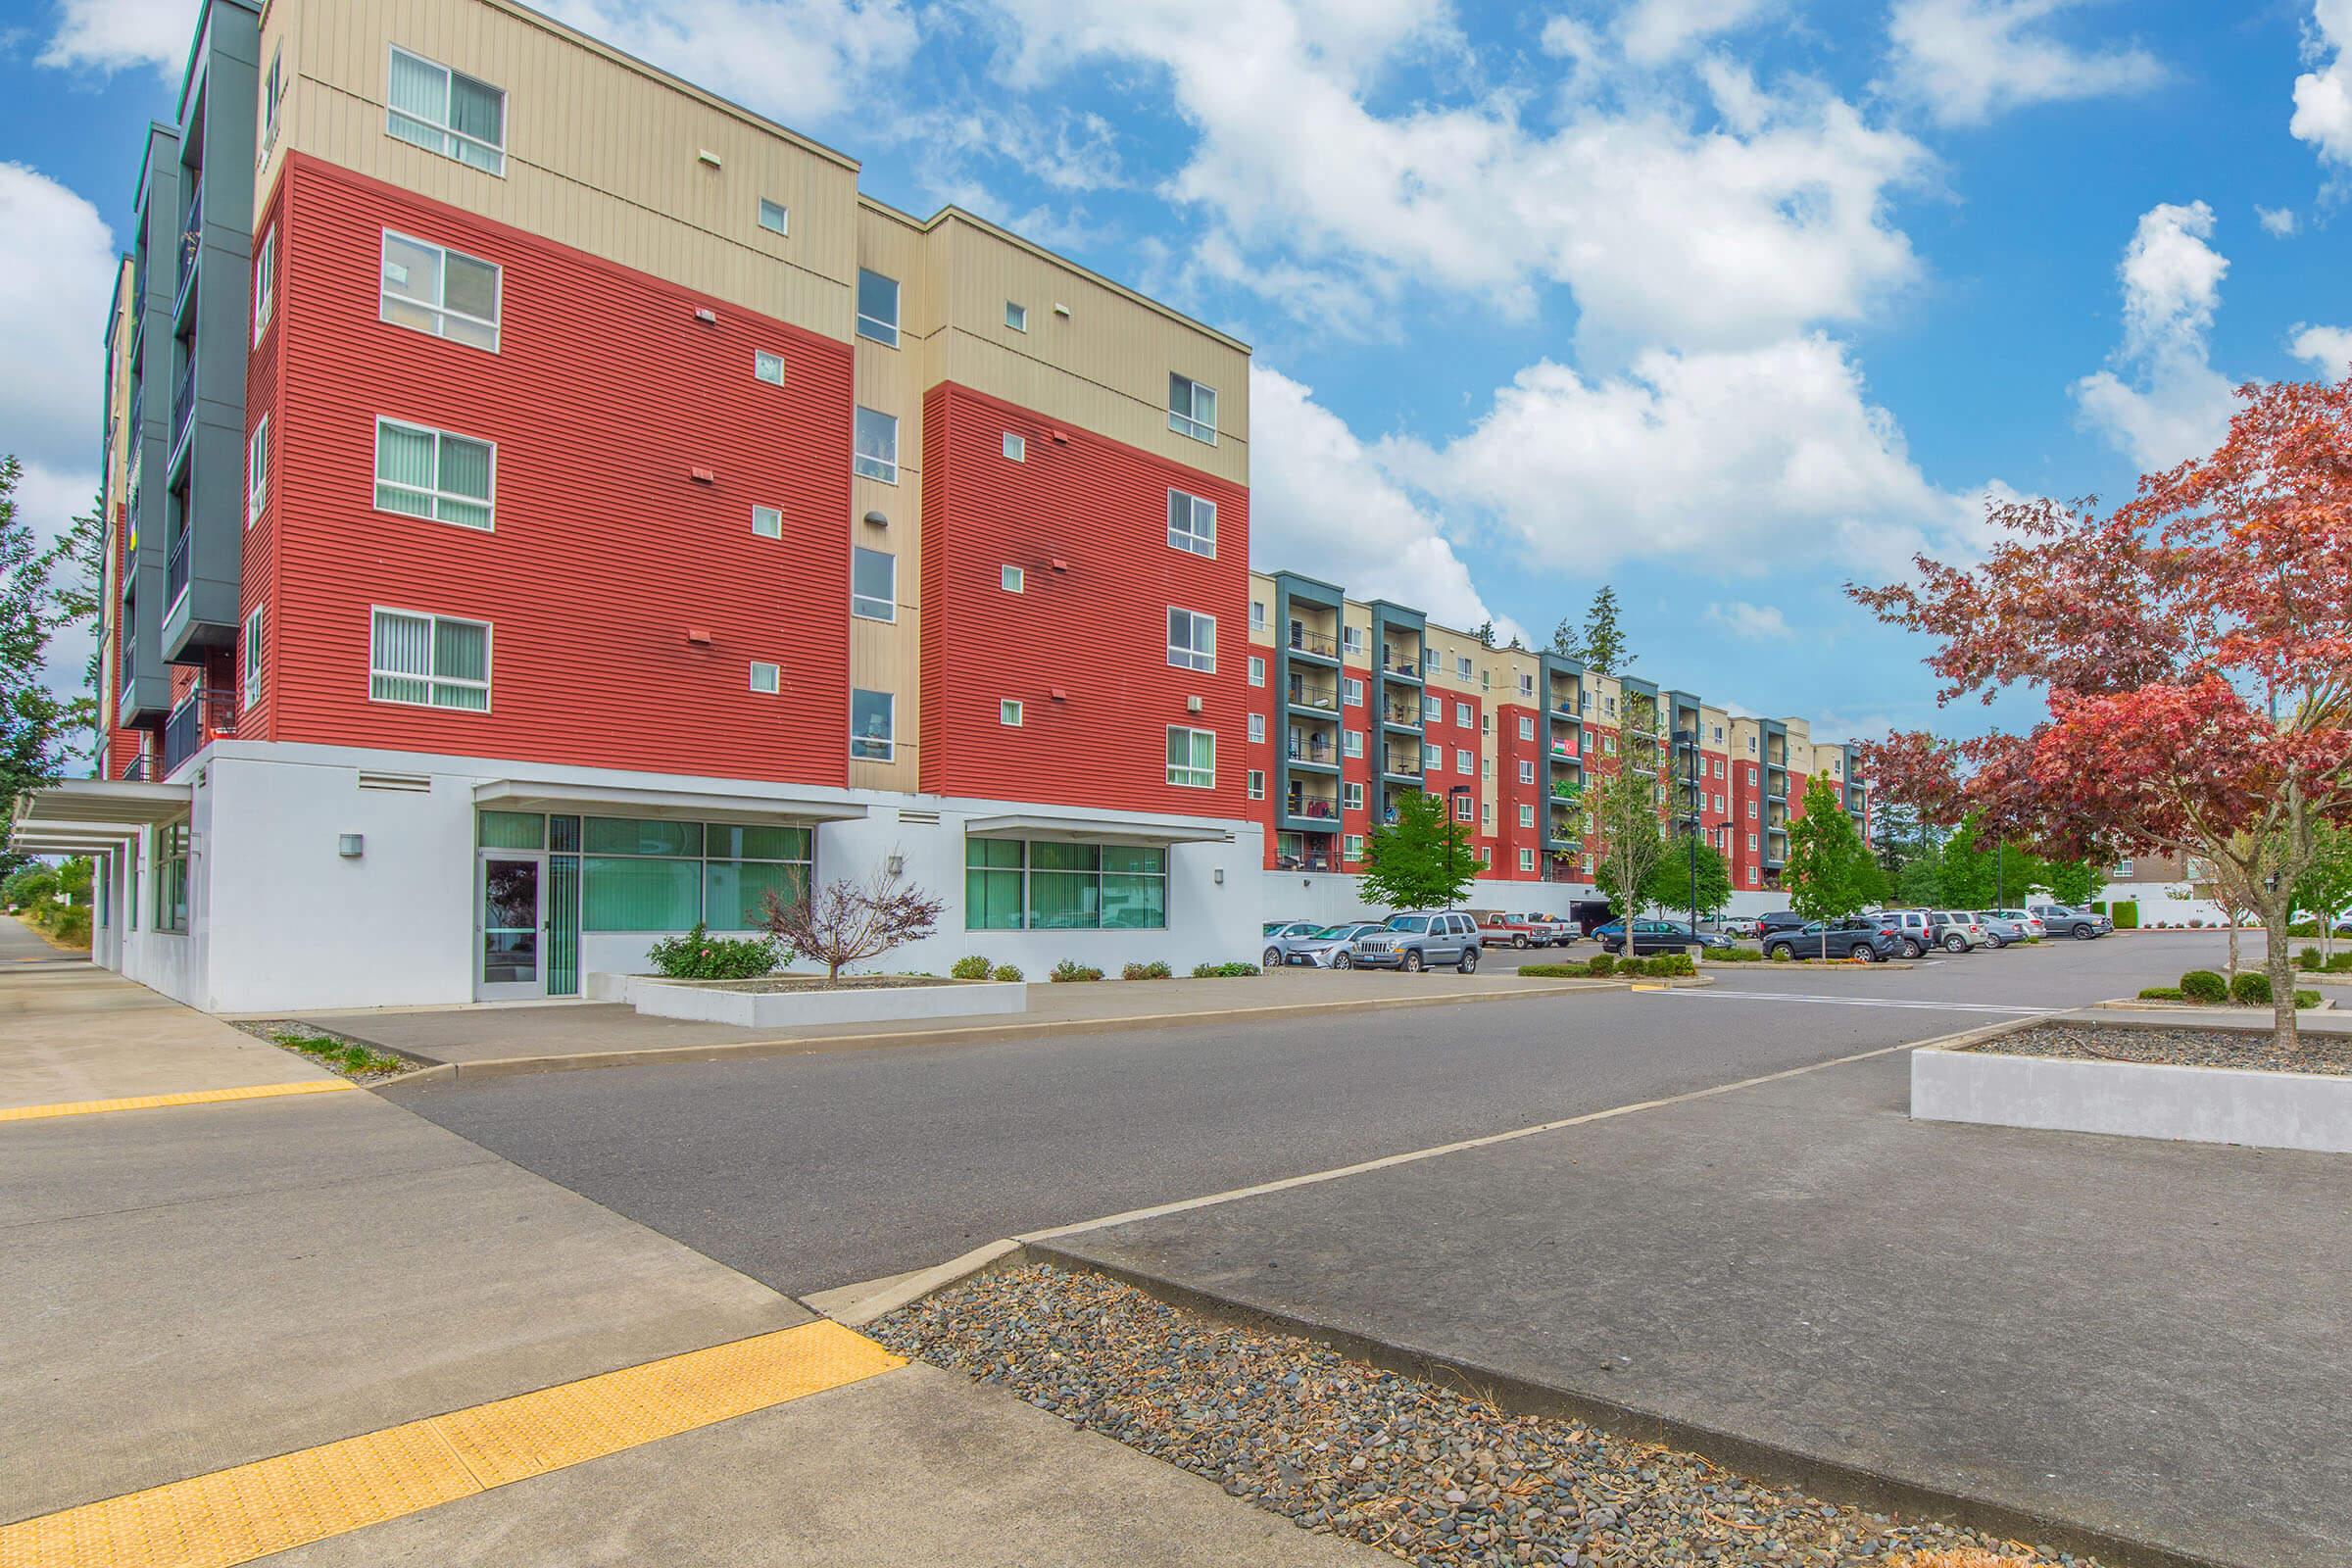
left=472, top=779, right=868, bottom=826
left=962, top=811, right=1235, bottom=848
left=9, top=779, right=191, bottom=853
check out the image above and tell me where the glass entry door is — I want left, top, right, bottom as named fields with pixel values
left=477, top=855, right=545, bottom=1000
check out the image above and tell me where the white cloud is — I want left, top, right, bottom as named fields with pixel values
left=1247, top=366, right=1525, bottom=644
left=1377, top=335, right=1995, bottom=582
left=990, top=0, right=1929, bottom=356
left=0, top=165, right=119, bottom=480
left=2256, top=204, right=2300, bottom=236
left=2292, top=0, right=2352, bottom=168
left=2290, top=322, right=2352, bottom=378
left=1615, top=0, right=1777, bottom=65
left=1883, top=0, right=2165, bottom=127
left=9, top=460, right=103, bottom=707
left=1704, top=600, right=1794, bottom=640
left=37, top=0, right=189, bottom=78
left=2072, top=201, right=2238, bottom=470
left=539, top=0, right=920, bottom=124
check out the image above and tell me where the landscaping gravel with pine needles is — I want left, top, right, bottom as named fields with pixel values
left=870, top=1262, right=2100, bottom=1568
left=1981, top=1021, right=2352, bottom=1076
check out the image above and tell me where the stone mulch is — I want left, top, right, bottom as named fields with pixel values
left=1981, top=1022, right=2352, bottom=1077
left=871, top=1262, right=2097, bottom=1568
left=237, top=1021, right=415, bottom=1081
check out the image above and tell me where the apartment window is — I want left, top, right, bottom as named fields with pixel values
left=1005, top=301, right=1028, bottom=332
left=856, top=269, right=901, bottom=347
left=750, top=662, right=780, bottom=694
left=1456, top=749, right=1473, bottom=773
left=752, top=505, right=783, bottom=539
left=1249, top=656, right=1265, bottom=687
left=1748, top=801, right=1758, bottom=818
left=1343, top=729, right=1364, bottom=758
left=245, top=416, right=270, bottom=527
left=1422, top=743, right=1442, bottom=770
left=1713, top=757, right=1725, bottom=779
left=369, top=608, right=489, bottom=710
left=1519, top=760, right=1535, bottom=784
left=850, top=547, right=896, bottom=621
left=156, top=821, right=190, bottom=933
left=1519, top=804, right=1535, bottom=828
left=1748, top=866, right=1760, bottom=887
left=1457, top=656, right=1473, bottom=681
left=1247, top=600, right=1267, bottom=632
left=1713, top=794, right=1726, bottom=813
left=851, top=689, right=895, bottom=760
left=1343, top=626, right=1366, bottom=658
left=1167, top=608, right=1215, bottom=672
left=1167, top=488, right=1216, bottom=557
left=374, top=417, right=493, bottom=529
left=1519, top=673, right=1535, bottom=697
left=261, top=45, right=285, bottom=156
left=1248, top=769, right=1265, bottom=800
left=1343, top=677, right=1363, bottom=707
left=381, top=231, right=501, bottom=351
left=1483, top=759, right=1493, bottom=780
left=1422, top=695, right=1443, bottom=721
left=1425, top=648, right=1442, bottom=675
left=1002, top=564, right=1024, bottom=593
left=1454, top=794, right=1474, bottom=822
left=1518, top=715, right=1535, bottom=741
left=967, top=839, right=1167, bottom=930
left=1002, top=699, right=1024, bottom=727
left=1748, top=764, right=1759, bottom=783
left=2113, top=858, right=2136, bottom=878
left=240, top=605, right=265, bottom=710
left=1167, top=372, right=1218, bottom=443
left=1455, top=702, right=1471, bottom=725
left=1482, top=802, right=1494, bottom=826
left=252, top=226, right=275, bottom=342
left=1167, top=726, right=1215, bottom=789
left=1748, top=833, right=1759, bottom=851
left=758, top=198, right=790, bottom=235
left=1712, top=724, right=1725, bottom=744
left=1519, top=848, right=1536, bottom=873
left=1248, top=713, right=1265, bottom=743
left=387, top=46, right=506, bottom=175
left=1344, top=781, right=1364, bottom=809
left=755, top=351, right=786, bottom=385
left=1603, top=735, right=1617, bottom=756
left=1004, top=432, right=1026, bottom=463
left=854, top=407, right=899, bottom=482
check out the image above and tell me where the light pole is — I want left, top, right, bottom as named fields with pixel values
left=1445, top=784, right=1475, bottom=908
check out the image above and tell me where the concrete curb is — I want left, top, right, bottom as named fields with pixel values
left=356, top=976, right=1674, bottom=1086
left=2095, top=996, right=2335, bottom=1012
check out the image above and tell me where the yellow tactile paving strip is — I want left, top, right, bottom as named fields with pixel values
left=0, top=1080, right=358, bottom=1123
left=0, top=1320, right=903, bottom=1568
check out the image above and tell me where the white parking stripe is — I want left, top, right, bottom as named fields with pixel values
left=1652, top=989, right=2059, bottom=1015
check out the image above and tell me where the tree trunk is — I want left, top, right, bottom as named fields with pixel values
left=2226, top=920, right=2239, bottom=986
left=2264, top=900, right=2299, bottom=1055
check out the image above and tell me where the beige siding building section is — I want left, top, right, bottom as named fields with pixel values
left=98, top=259, right=139, bottom=741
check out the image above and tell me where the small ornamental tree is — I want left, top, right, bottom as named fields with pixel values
left=1360, top=790, right=1486, bottom=911
left=763, top=857, right=944, bottom=982
left=2292, top=821, right=2352, bottom=959
left=1852, top=373, right=2352, bottom=1054
left=1642, top=834, right=1730, bottom=922
left=1784, top=775, right=1876, bottom=927
left=1592, top=768, right=1668, bottom=926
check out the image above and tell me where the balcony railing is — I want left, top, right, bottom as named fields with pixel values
left=1287, top=736, right=1337, bottom=765
left=170, top=357, right=196, bottom=458
left=1286, top=795, right=1340, bottom=821
left=1384, top=655, right=1420, bottom=677
left=174, top=180, right=203, bottom=312
left=1276, top=849, right=1336, bottom=873
left=1383, top=751, right=1420, bottom=778
left=162, top=686, right=237, bottom=776
left=1287, top=679, right=1338, bottom=711
left=1286, top=624, right=1338, bottom=659
left=1383, top=703, right=1420, bottom=727
left=166, top=527, right=189, bottom=606
left=119, top=752, right=153, bottom=782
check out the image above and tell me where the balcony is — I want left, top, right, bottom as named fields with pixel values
left=1287, top=734, right=1338, bottom=767
left=1382, top=750, right=1420, bottom=779
left=1286, top=624, right=1339, bottom=661
left=1383, top=655, right=1421, bottom=679
left=173, top=180, right=203, bottom=317
left=170, top=357, right=196, bottom=463
left=1286, top=792, right=1340, bottom=822
left=1383, top=701, right=1421, bottom=728
left=1275, top=847, right=1336, bottom=873
left=162, top=686, right=237, bottom=775
left=1286, top=677, right=1339, bottom=712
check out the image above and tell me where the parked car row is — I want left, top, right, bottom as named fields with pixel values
left=1752, top=903, right=2110, bottom=961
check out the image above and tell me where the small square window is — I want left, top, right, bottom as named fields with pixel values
left=857, top=269, right=901, bottom=347
left=1002, top=699, right=1023, bottom=726
left=1005, top=301, right=1028, bottom=331
left=854, top=406, right=899, bottom=482
left=1249, top=656, right=1265, bottom=687
left=1167, top=607, right=1215, bottom=672
left=1001, top=564, right=1025, bottom=593
left=1519, top=760, right=1535, bottom=784
left=1004, top=431, right=1026, bottom=462
left=752, top=505, right=783, bottom=539
left=755, top=350, right=785, bottom=385
left=1343, top=730, right=1364, bottom=758
left=851, top=688, right=895, bottom=760
left=750, top=662, right=780, bottom=694
left=1250, top=601, right=1266, bottom=630
left=758, top=199, right=790, bottom=235
left=1248, top=713, right=1265, bottom=743
left=1345, top=781, right=1364, bottom=808
left=1248, top=769, right=1265, bottom=801
left=1519, top=849, right=1536, bottom=872
left=1455, top=702, right=1471, bottom=726
left=1347, top=834, right=1366, bottom=861
left=852, top=546, right=896, bottom=621
left=1168, top=372, right=1218, bottom=444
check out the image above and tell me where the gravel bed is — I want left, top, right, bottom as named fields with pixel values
left=871, top=1262, right=2092, bottom=1568
left=1981, top=1022, right=2352, bottom=1077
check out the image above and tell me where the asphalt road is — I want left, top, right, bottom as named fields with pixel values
left=388, top=932, right=2235, bottom=1297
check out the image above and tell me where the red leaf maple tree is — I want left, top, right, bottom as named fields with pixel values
left=1852, top=374, right=2352, bottom=1051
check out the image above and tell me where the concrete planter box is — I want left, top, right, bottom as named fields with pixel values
left=608, top=974, right=1029, bottom=1028
left=1913, top=1045, right=2352, bottom=1154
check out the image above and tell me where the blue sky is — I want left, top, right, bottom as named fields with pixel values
left=5, top=0, right=2350, bottom=744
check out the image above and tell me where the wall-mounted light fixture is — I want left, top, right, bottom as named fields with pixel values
left=338, top=834, right=365, bottom=859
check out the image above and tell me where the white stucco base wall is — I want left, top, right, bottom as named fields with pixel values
left=96, top=741, right=1268, bottom=1013
left=1912, top=1046, right=2352, bottom=1154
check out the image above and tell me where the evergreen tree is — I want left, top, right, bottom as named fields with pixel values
left=1581, top=585, right=1632, bottom=675
left=1550, top=615, right=1581, bottom=660
left=1, top=460, right=78, bottom=878
left=1473, top=618, right=1495, bottom=649
left=43, top=490, right=105, bottom=729
left=1359, top=790, right=1487, bottom=910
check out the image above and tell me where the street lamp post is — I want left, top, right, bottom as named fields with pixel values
left=1445, top=784, right=1476, bottom=908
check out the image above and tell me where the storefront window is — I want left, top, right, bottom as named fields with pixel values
left=962, top=838, right=1167, bottom=930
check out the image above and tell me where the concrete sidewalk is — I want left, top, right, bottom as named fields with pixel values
left=2, top=956, right=1382, bottom=1565
left=292, top=967, right=1618, bottom=1076
left=1044, top=1043, right=2352, bottom=1568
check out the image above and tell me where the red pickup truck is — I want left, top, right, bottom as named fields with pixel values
left=1472, top=910, right=1566, bottom=949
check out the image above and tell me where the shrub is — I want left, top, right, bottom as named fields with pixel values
left=1190, top=961, right=1260, bottom=978
left=950, top=956, right=994, bottom=980
left=1121, top=960, right=1175, bottom=980
left=2296, top=989, right=2322, bottom=1009
left=2137, top=986, right=2183, bottom=1001
left=2230, top=970, right=2272, bottom=1006
left=2178, top=969, right=2228, bottom=1004
left=1051, top=960, right=1105, bottom=983
left=2110, top=900, right=2138, bottom=929
left=646, top=923, right=780, bottom=980
left=1517, top=963, right=1584, bottom=978
left=1586, top=952, right=1616, bottom=976
left=991, top=963, right=1023, bottom=983
left=1709, top=946, right=1761, bottom=962
left=2299, top=947, right=2324, bottom=972
left=2330, top=953, right=2352, bottom=973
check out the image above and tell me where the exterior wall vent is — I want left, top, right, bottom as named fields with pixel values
left=690, top=466, right=716, bottom=484
left=686, top=627, right=712, bottom=645
left=356, top=770, right=431, bottom=794
left=693, top=307, right=718, bottom=325
left=696, top=149, right=722, bottom=168
left=898, top=808, right=941, bottom=826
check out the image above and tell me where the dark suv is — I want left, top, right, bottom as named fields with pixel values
left=1762, top=917, right=1902, bottom=962
left=2031, top=904, right=2113, bottom=940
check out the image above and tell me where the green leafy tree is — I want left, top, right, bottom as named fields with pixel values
left=42, top=489, right=105, bottom=740
left=1580, top=586, right=1632, bottom=675
left=1359, top=790, right=1486, bottom=911
left=2292, top=822, right=2352, bottom=959
left=2043, top=858, right=2102, bottom=907
left=1592, top=769, right=1668, bottom=923
left=1, top=457, right=75, bottom=880
left=1785, top=776, right=1877, bottom=925
left=1644, top=835, right=1730, bottom=921
left=1894, top=853, right=1942, bottom=907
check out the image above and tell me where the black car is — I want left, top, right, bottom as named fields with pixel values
left=1755, top=911, right=1809, bottom=938
left=1762, top=917, right=1902, bottom=962
left=1594, top=919, right=1703, bottom=956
